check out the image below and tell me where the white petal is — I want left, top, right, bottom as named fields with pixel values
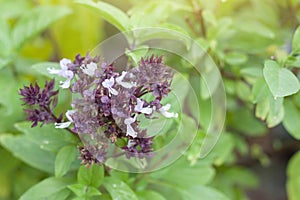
left=134, top=98, right=153, bottom=114
left=127, top=139, right=136, bottom=148
left=159, top=104, right=178, bottom=118
left=60, top=78, right=71, bottom=88
left=103, top=77, right=118, bottom=95
left=116, top=71, right=127, bottom=83
left=55, top=121, right=72, bottom=129
left=60, top=58, right=72, bottom=70
left=141, top=107, right=153, bottom=114
left=135, top=98, right=144, bottom=111
left=109, top=87, right=119, bottom=95
left=119, top=81, right=136, bottom=89
left=62, top=70, right=74, bottom=79
left=102, top=77, right=115, bottom=88
left=126, top=124, right=138, bottom=138
left=47, top=68, right=61, bottom=74
left=66, top=110, right=75, bottom=122
left=82, top=62, right=97, bottom=76
left=116, top=71, right=136, bottom=88
left=124, top=115, right=137, bottom=125
left=160, top=111, right=178, bottom=118
left=161, top=104, right=171, bottom=111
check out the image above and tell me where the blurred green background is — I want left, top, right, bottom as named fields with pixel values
left=1, top=0, right=300, bottom=200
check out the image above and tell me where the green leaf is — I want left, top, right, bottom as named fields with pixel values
left=19, top=177, right=73, bottom=200
left=150, top=156, right=215, bottom=188
left=31, top=62, right=61, bottom=78
left=202, top=10, right=218, bottom=26
left=287, top=151, right=300, bottom=200
left=263, top=60, right=300, bottom=98
left=55, top=145, right=77, bottom=177
left=0, top=69, right=23, bottom=115
left=46, top=189, right=71, bottom=200
left=240, top=67, right=263, bottom=78
left=125, top=45, right=149, bottom=66
left=78, top=164, right=104, bottom=188
left=215, top=167, right=259, bottom=188
left=75, top=0, right=129, bottom=32
left=211, top=167, right=258, bottom=199
left=0, top=57, right=11, bottom=70
left=229, top=108, right=266, bottom=136
left=238, top=20, right=275, bottom=39
left=136, top=190, right=166, bottom=200
left=68, top=184, right=102, bottom=197
left=252, top=78, right=269, bottom=103
left=180, top=186, right=230, bottom=200
left=266, top=95, right=284, bottom=128
left=0, top=0, right=30, bottom=19
left=133, top=27, right=191, bottom=49
left=292, top=26, right=300, bottom=53
left=283, top=101, right=300, bottom=139
left=0, top=20, right=11, bottom=57
left=225, top=52, right=248, bottom=65
left=0, top=134, right=55, bottom=173
left=109, top=169, right=129, bottom=182
left=0, top=122, right=78, bottom=173
left=255, top=97, right=269, bottom=120
left=236, top=81, right=251, bottom=101
left=103, top=177, right=138, bottom=200
left=15, top=122, right=78, bottom=153
left=12, top=5, right=72, bottom=50
left=205, top=133, right=236, bottom=166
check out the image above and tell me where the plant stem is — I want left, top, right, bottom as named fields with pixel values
left=195, top=8, right=207, bottom=38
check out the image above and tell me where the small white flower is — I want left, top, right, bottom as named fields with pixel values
left=124, top=115, right=138, bottom=138
left=80, top=62, right=97, bottom=76
left=55, top=110, right=75, bottom=129
left=134, top=98, right=152, bottom=114
left=159, top=104, right=178, bottom=118
left=116, top=71, right=137, bottom=88
left=102, top=77, right=119, bottom=95
left=127, top=139, right=136, bottom=148
left=48, top=58, right=74, bottom=89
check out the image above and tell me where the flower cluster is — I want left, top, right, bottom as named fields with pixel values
left=20, top=53, right=177, bottom=165
left=19, top=80, right=60, bottom=127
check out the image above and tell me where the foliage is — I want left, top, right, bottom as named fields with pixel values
left=0, top=0, right=300, bottom=199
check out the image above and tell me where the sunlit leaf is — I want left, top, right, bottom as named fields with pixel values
left=292, top=26, right=300, bottom=53
left=225, top=52, right=248, bottom=65
left=287, top=151, right=300, bottom=200
left=136, top=190, right=166, bottom=200
left=283, top=101, right=300, bottom=139
left=0, top=134, right=55, bottom=173
left=68, top=184, right=101, bottom=197
left=150, top=156, right=215, bottom=188
left=12, top=5, right=72, bottom=50
left=263, top=60, right=300, bottom=98
left=15, top=122, right=78, bottom=153
left=55, top=145, right=77, bottom=177
left=103, top=177, right=138, bottom=200
left=78, top=164, right=104, bottom=188
left=180, top=186, right=230, bottom=200
left=31, top=62, right=60, bottom=78
left=19, top=177, right=73, bottom=200
left=75, top=0, right=129, bottom=32
left=0, top=0, right=30, bottom=19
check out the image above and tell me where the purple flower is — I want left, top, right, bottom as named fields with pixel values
left=19, top=79, right=59, bottom=127
left=19, top=83, right=40, bottom=105
left=20, top=53, right=177, bottom=164
left=123, top=136, right=154, bottom=159
left=78, top=146, right=106, bottom=167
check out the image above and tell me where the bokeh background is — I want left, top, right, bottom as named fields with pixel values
left=1, top=0, right=300, bottom=200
